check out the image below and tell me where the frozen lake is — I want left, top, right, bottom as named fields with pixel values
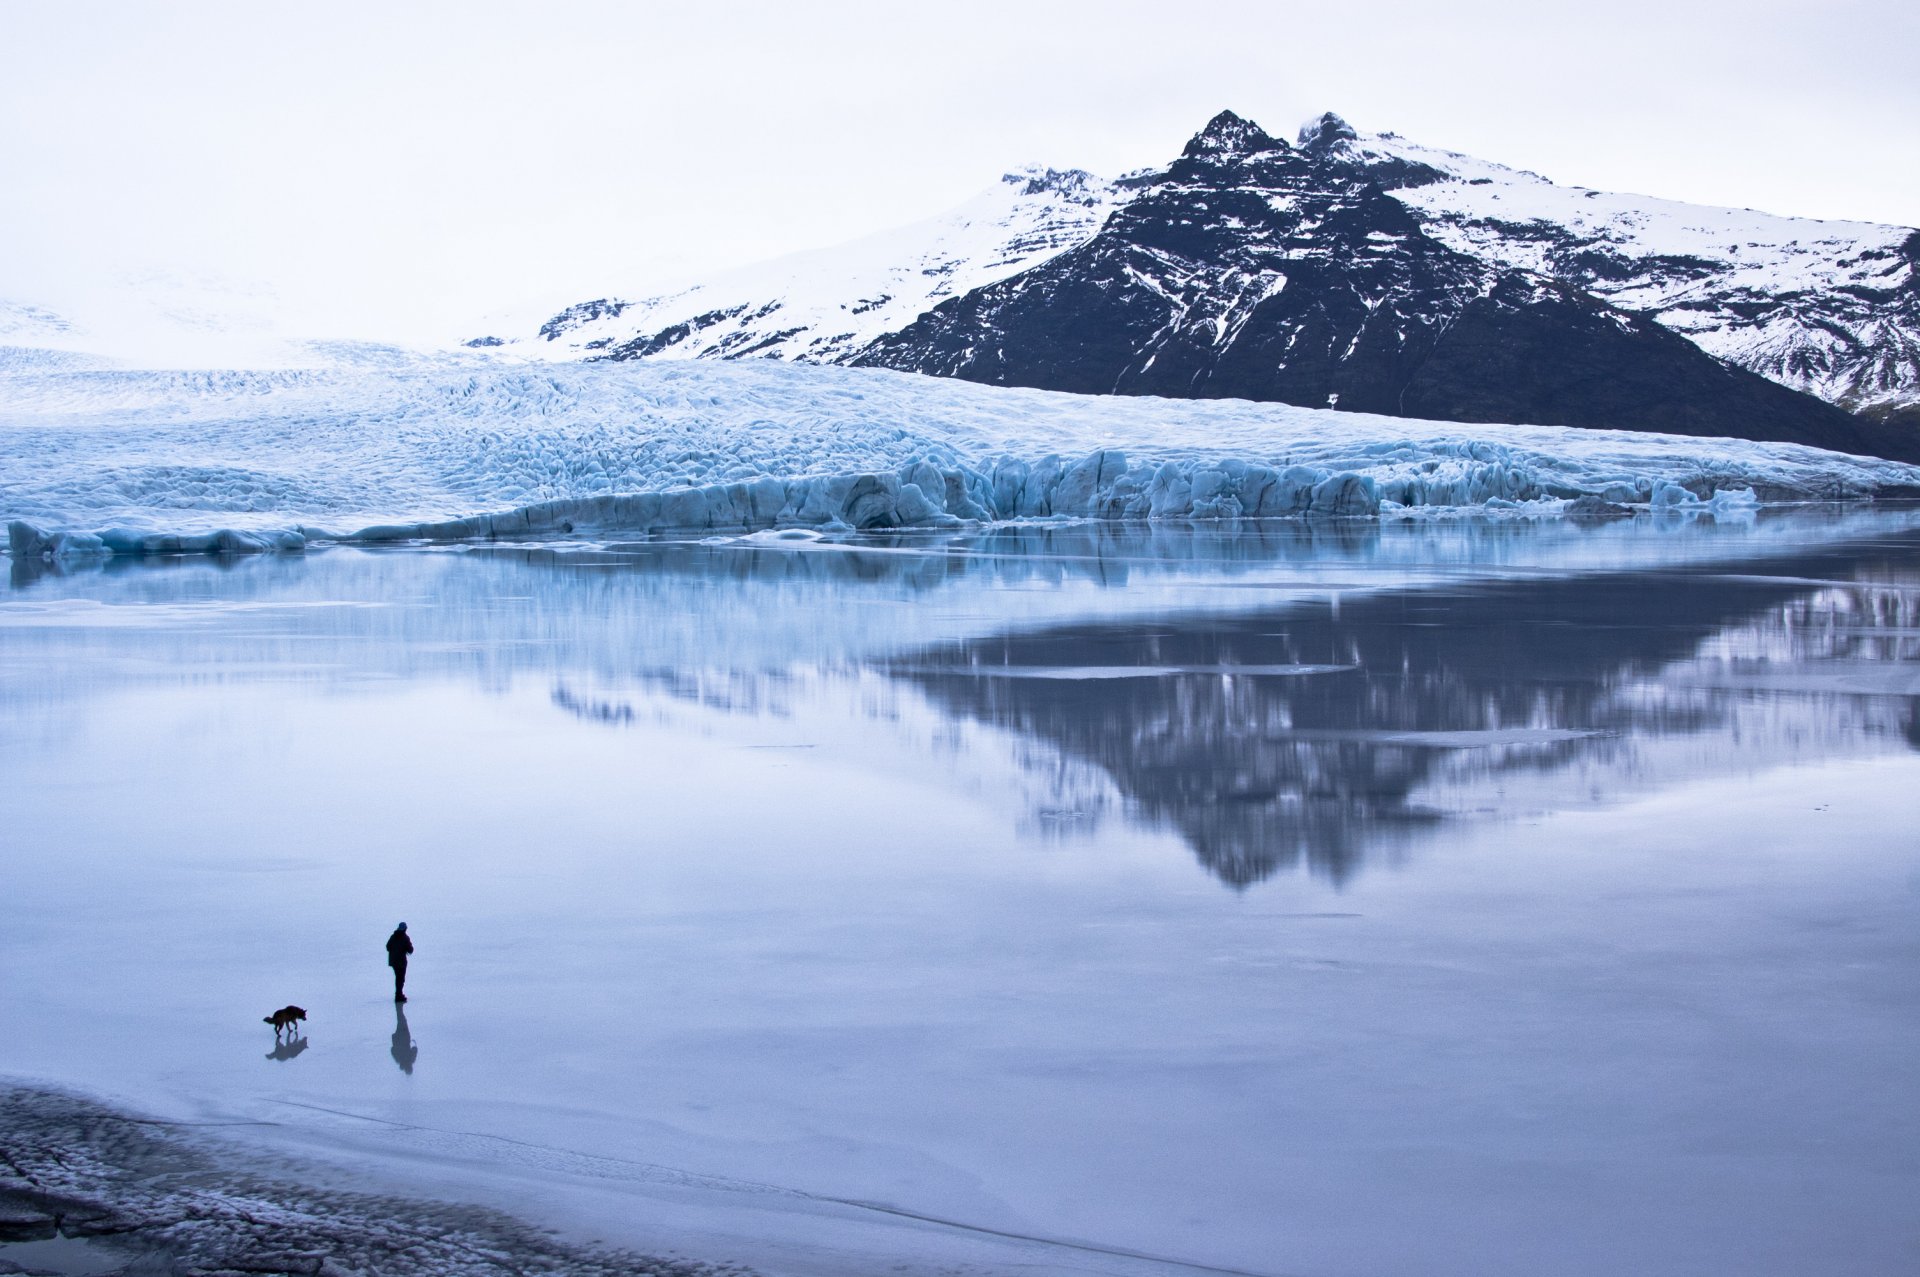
left=3, top=510, right=1918, bottom=1276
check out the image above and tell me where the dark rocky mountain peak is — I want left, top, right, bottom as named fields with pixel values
left=1182, top=110, right=1287, bottom=160
left=1296, top=111, right=1359, bottom=152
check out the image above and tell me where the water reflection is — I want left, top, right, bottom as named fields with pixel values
left=897, top=544, right=1920, bottom=885
left=390, top=1006, right=417, bottom=1075
left=5, top=512, right=1920, bottom=889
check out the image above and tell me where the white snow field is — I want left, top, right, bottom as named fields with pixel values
left=5, top=355, right=1920, bottom=561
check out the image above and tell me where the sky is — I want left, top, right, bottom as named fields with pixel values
left=2, top=0, right=1915, bottom=350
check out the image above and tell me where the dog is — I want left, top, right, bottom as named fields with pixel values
left=264, top=1005, right=307, bottom=1036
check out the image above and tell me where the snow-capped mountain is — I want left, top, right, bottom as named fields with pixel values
left=497, top=167, right=1123, bottom=364
left=500, top=110, right=1920, bottom=459
left=1298, top=113, right=1920, bottom=425
left=856, top=111, right=1901, bottom=458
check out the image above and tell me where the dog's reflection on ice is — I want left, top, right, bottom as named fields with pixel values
left=266, top=1034, right=308, bottom=1062
left=391, top=1004, right=418, bottom=1075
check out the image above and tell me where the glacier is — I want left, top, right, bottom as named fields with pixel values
left=5, top=355, right=1920, bottom=561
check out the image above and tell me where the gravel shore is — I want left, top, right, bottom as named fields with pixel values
left=0, top=1086, right=754, bottom=1277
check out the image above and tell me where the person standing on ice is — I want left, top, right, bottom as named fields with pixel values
left=386, top=922, right=414, bottom=1002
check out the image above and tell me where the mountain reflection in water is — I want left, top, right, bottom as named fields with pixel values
left=9, top=513, right=1920, bottom=889
left=891, top=542, right=1920, bottom=886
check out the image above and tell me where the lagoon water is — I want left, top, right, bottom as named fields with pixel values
left=3, top=511, right=1918, bottom=1276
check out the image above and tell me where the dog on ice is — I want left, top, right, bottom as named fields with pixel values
left=264, top=1005, right=307, bottom=1036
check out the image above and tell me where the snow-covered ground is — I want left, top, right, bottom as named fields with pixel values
left=6, top=356, right=1919, bottom=561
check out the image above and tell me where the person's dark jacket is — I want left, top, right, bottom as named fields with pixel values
left=386, top=929, right=414, bottom=968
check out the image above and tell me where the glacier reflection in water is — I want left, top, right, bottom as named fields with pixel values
left=6, top=508, right=1919, bottom=890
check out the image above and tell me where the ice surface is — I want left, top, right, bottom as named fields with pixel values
left=5, top=510, right=1916, bottom=690
left=3, top=519, right=1918, bottom=1275
left=6, top=357, right=1918, bottom=561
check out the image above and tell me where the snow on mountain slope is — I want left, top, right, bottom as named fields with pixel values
left=501, top=112, right=1919, bottom=429
left=491, top=167, right=1123, bottom=364
left=7, top=358, right=1919, bottom=561
left=1307, top=114, right=1920, bottom=418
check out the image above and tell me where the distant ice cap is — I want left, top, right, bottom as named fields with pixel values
left=1297, top=111, right=1359, bottom=152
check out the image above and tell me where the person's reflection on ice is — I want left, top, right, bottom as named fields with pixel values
left=390, top=1004, right=418, bottom=1075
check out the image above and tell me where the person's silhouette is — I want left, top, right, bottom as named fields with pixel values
left=386, top=922, right=413, bottom=1002
left=390, top=1004, right=417, bottom=1075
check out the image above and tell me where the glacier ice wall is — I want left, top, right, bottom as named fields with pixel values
left=5, top=357, right=1918, bottom=559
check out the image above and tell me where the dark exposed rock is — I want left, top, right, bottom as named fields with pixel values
left=540, top=298, right=630, bottom=342
left=1010, top=167, right=1106, bottom=202
left=1181, top=109, right=1286, bottom=159
left=601, top=304, right=752, bottom=361
left=1564, top=495, right=1634, bottom=518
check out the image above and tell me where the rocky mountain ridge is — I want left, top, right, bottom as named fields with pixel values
left=1299, top=113, right=1920, bottom=425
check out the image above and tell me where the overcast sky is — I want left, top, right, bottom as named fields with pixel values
left=3, top=0, right=1915, bottom=346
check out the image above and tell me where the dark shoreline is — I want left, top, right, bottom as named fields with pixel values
left=0, top=1086, right=752, bottom=1277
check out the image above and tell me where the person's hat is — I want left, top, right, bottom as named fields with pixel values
left=396, top=922, right=407, bottom=930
